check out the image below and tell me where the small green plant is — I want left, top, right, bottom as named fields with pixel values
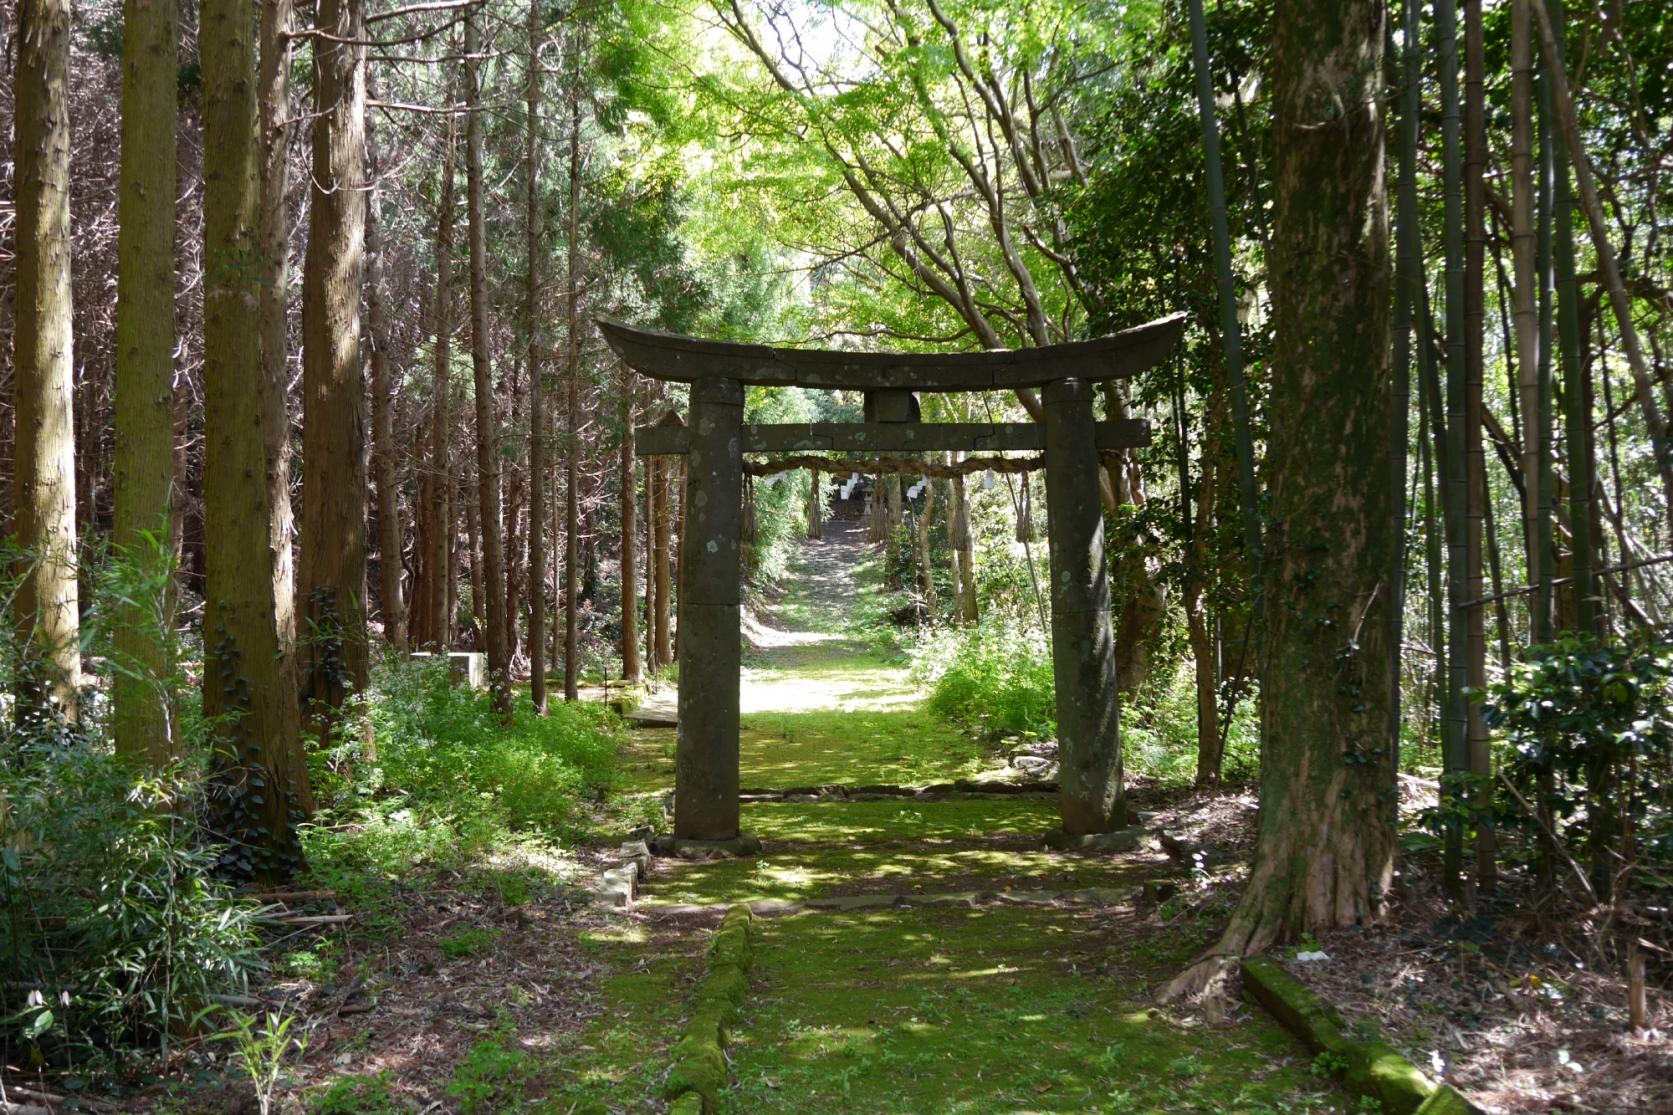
left=1310, top=1049, right=1348, bottom=1078
left=309, top=1071, right=400, bottom=1115
left=1167, top=1053, right=1205, bottom=1079
left=447, top=1028, right=533, bottom=1114
left=216, top=1009, right=310, bottom=1115
left=439, top=927, right=501, bottom=960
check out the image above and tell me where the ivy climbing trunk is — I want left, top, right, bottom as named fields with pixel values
left=11, top=0, right=81, bottom=727
left=298, top=0, right=370, bottom=743
left=111, top=0, right=179, bottom=763
left=1169, top=0, right=1396, bottom=993
left=201, top=0, right=307, bottom=879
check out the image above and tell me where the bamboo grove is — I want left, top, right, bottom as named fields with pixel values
left=0, top=0, right=1669, bottom=955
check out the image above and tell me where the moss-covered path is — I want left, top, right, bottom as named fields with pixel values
left=551, top=522, right=1347, bottom=1113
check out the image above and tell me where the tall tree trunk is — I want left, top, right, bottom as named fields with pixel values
left=1547, top=0, right=1592, bottom=638
left=299, top=0, right=370, bottom=744
left=807, top=467, right=823, bottom=539
left=644, top=452, right=658, bottom=671
left=1169, top=0, right=1394, bottom=993
left=1529, top=0, right=1673, bottom=541
left=620, top=364, right=641, bottom=684
left=948, top=459, right=978, bottom=623
left=1510, top=0, right=1548, bottom=642
left=201, top=0, right=308, bottom=878
left=1188, top=0, right=1263, bottom=589
left=464, top=12, right=510, bottom=717
left=1390, top=0, right=1423, bottom=771
left=653, top=452, right=673, bottom=668
left=562, top=54, right=584, bottom=702
left=366, top=123, right=406, bottom=655
left=1186, top=426, right=1223, bottom=787
left=421, top=120, right=457, bottom=650
left=916, top=464, right=937, bottom=613
left=111, top=0, right=179, bottom=763
left=465, top=465, right=485, bottom=647
left=1463, top=0, right=1494, bottom=892
left=527, top=0, right=548, bottom=710
left=1438, top=0, right=1470, bottom=898
left=258, top=0, right=297, bottom=668
left=503, top=361, right=527, bottom=664
left=11, top=0, right=81, bottom=726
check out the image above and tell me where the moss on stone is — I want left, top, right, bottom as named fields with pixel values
left=1243, top=955, right=1466, bottom=1115
left=1415, top=1083, right=1483, bottom=1114
left=665, top=903, right=756, bottom=1107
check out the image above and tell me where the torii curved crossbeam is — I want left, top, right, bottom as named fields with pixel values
left=597, top=313, right=1186, bottom=391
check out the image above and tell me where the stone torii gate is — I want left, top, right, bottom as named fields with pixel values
left=600, top=314, right=1185, bottom=847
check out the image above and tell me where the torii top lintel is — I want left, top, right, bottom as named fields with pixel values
left=597, top=313, right=1186, bottom=392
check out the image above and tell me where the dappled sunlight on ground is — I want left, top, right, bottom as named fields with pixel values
left=727, top=906, right=1338, bottom=1113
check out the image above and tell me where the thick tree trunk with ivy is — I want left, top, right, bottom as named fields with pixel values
left=111, top=0, right=179, bottom=763
left=298, top=0, right=370, bottom=741
left=1167, top=0, right=1396, bottom=997
left=12, top=0, right=81, bottom=728
left=465, top=12, right=511, bottom=717
left=201, top=0, right=307, bottom=880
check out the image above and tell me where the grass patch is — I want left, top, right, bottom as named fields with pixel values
left=724, top=905, right=1339, bottom=1113
left=644, top=799, right=1160, bottom=905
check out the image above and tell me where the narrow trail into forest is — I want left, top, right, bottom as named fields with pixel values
left=563, top=525, right=1349, bottom=1113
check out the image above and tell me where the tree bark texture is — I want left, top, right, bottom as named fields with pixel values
left=527, top=0, right=548, bottom=710
left=298, top=0, right=371, bottom=738
left=201, top=0, right=308, bottom=878
left=413, top=123, right=457, bottom=651
left=465, top=12, right=511, bottom=716
left=619, top=364, right=641, bottom=684
left=111, top=0, right=179, bottom=762
left=366, top=127, right=406, bottom=654
left=258, top=0, right=297, bottom=665
left=1189, top=0, right=1396, bottom=969
left=12, top=0, right=81, bottom=725
left=562, top=58, right=584, bottom=702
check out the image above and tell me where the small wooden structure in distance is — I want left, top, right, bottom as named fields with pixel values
left=601, top=315, right=1186, bottom=845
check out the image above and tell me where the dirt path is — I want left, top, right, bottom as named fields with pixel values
left=555, top=530, right=1348, bottom=1113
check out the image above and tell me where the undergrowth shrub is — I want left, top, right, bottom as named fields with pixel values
left=1, top=542, right=259, bottom=1069
left=1476, top=634, right=1673, bottom=897
left=304, top=658, right=622, bottom=891
left=1122, top=668, right=1260, bottom=785
left=911, top=618, right=1055, bottom=739
left=0, top=747, right=260, bottom=1067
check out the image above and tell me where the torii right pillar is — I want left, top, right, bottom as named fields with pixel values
left=1041, top=378, right=1126, bottom=833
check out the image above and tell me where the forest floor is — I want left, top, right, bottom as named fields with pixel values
left=536, top=519, right=1348, bottom=1114
left=117, top=521, right=1364, bottom=1114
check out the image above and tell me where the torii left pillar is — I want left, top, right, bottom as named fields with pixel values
left=675, top=378, right=743, bottom=840
left=1042, top=378, right=1126, bottom=833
